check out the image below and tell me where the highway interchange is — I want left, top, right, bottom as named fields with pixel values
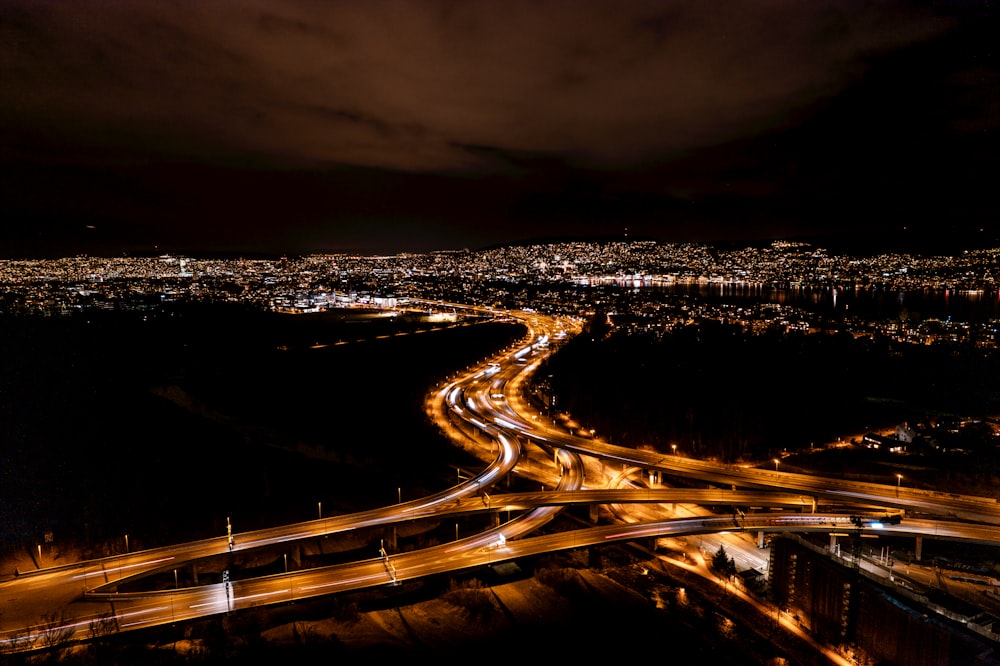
left=3, top=303, right=1000, bottom=657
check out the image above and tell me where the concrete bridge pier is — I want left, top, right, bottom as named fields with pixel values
left=915, top=536, right=923, bottom=562
left=758, top=531, right=766, bottom=549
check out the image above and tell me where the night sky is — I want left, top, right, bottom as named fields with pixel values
left=1, top=0, right=998, bottom=258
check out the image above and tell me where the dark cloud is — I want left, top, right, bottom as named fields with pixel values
left=1, top=0, right=997, bottom=255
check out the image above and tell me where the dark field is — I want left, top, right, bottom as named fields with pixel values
left=0, top=306, right=525, bottom=553
left=544, top=320, right=1000, bottom=461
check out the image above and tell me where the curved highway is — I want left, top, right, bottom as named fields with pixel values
left=2, top=304, right=999, bottom=654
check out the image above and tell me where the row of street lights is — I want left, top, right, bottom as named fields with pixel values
left=770, top=459, right=905, bottom=498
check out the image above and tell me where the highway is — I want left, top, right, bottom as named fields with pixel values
left=11, top=509, right=1000, bottom=649
left=3, top=304, right=1000, bottom=655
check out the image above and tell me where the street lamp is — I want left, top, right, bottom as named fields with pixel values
left=896, top=474, right=903, bottom=497
left=773, top=459, right=780, bottom=471
left=671, top=444, right=677, bottom=455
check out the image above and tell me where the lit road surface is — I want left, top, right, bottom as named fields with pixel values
left=19, top=513, right=1000, bottom=647
left=6, top=304, right=1000, bottom=655
left=2, top=441, right=587, bottom=648
left=464, top=488, right=827, bottom=511
left=0, top=420, right=525, bottom=642
left=471, top=319, right=1000, bottom=526
left=496, top=413, right=1000, bottom=524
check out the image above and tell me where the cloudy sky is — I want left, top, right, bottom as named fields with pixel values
left=1, top=0, right=998, bottom=257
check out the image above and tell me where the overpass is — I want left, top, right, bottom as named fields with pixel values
left=2, top=305, right=998, bottom=654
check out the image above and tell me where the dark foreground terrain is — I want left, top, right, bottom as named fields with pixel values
left=0, top=306, right=521, bottom=552
left=544, top=319, right=1000, bottom=464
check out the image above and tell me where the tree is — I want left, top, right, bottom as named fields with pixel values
left=38, top=612, right=74, bottom=649
left=711, top=544, right=737, bottom=578
left=88, top=610, right=119, bottom=641
left=1, top=627, right=36, bottom=655
left=711, top=544, right=729, bottom=571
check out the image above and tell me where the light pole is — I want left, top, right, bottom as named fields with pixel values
left=671, top=444, right=677, bottom=455
left=223, top=570, right=231, bottom=613
left=896, top=474, right=903, bottom=497
left=773, top=459, right=780, bottom=471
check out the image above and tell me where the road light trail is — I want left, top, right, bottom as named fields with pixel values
left=4, top=305, right=1000, bottom=656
